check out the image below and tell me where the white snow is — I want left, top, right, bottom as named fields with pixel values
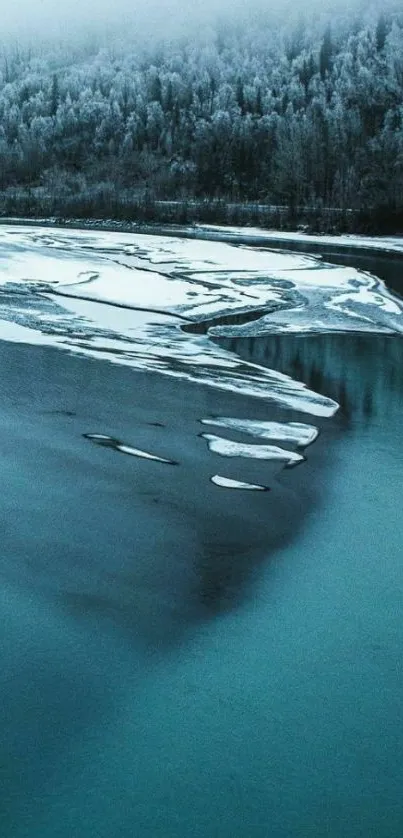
left=0, top=292, right=338, bottom=415
left=196, top=225, right=403, bottom=254
left=0, top=223, right=401, bottom=420
left=201, top=418, right=319, bottom=446
left=116, top=445, right=175, bottom=463
left=0, top=225, right=315, bottom=319
left=0, top=226, right=401, bottom=333
left=201, top=433, right=304, bottom=465
left=85, top=433, right=175, bottom=464
left=211, top=475, right=268, bottom=490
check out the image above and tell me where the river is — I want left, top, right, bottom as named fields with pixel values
left=0, top=229, right=402, bottom=837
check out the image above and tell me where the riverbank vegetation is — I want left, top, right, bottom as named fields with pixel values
left=0, top=1, right=402, bottom=231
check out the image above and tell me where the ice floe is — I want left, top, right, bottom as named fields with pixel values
left=0, top=224, right=401, bottom=422
left=1, top=226, right=401, bottom=332
left=201, top=418, right=318, bottom=446
left=201, top=433, right=304, bottom=466
left=84, top=434, right=177, bottom=464
left=211, top=475, right=269, bottom=490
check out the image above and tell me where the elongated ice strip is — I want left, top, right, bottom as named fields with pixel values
left=201, top=433, right=304, bottom=465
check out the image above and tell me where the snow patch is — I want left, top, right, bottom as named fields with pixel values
left=201, top=418, right=318, bottom=446
left=84, top=433, right=177, bottom=464
left=201, top=433, right=304, bottom=465
left=0, top=224, right=401, bottom=421
left=211, top=475, right=269, bottom=491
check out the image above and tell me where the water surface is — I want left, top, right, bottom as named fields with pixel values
left=0, top=241, right=402, bottom=837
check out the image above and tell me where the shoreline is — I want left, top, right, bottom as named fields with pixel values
left=1, top=215, right=403, bottom=262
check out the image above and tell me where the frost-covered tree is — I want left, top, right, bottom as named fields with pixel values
left=0, top=0, right=401, bottom=224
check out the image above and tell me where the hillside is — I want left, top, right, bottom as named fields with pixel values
left=0, top=0, right=402, bottom=229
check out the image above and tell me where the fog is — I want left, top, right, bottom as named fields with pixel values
left=1, top=0, right=367, bottom=44
left=3, top=0, right=260, bottom=37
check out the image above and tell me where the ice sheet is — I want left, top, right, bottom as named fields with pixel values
left=0, top=224, right=401, bottom=424
left=0, top=226, right=401, bottom=334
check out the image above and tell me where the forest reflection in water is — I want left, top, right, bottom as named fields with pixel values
left=215, top=331, right=403, bottom=423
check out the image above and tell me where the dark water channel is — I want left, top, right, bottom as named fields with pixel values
left=0, top=250, right=402, bottom=837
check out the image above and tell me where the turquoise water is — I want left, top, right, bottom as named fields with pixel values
left=1, top=245, right=403, bottom=837
left=1, top=330, right=401, bottom=838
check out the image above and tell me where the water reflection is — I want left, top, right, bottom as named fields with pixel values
left=215, top=332, right=403, bottom=422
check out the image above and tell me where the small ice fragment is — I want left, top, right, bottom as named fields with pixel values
left=201, top=433, right=304, bottom=465
left=211, top=475, right=269, bottom=491
left=117, top=444, right=176, bottom=464
left=201, top=418, right=318, bottom=447
left=84, top=434, right=177, bottom=465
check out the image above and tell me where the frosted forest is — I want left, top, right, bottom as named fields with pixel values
left=0, top=0, right=402, bottom=230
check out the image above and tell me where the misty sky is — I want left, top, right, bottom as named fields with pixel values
left=0, top=0, right=382, bottom=44
left=2, top=0, right=254, bottom=37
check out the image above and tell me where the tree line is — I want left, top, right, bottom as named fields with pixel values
left=0, top=2, right=402, bottom=230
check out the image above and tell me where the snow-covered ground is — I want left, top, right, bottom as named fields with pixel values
left=0, top=225, right=341, bottom=419
left=1, top=225, right=401, bottom=331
